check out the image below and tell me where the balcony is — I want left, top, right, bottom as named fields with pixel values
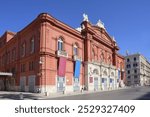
left=57, top=50, right=68, bottom=58
left=73, top=55, right=82, bottom=61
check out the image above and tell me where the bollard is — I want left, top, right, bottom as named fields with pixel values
left=81, top=88, right=83, bottom=93
left=19, top=93, right=24, bottom=100
left=44, top=92, right=49, bottom=96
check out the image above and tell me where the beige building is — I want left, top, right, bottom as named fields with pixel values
left=125, top=53, right=150, bottom=86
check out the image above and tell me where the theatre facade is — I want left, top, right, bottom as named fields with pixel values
left=0, top=13, right=125, bottom=94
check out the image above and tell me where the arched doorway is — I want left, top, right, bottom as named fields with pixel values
left=93, top=69, right=99, bottom=91
left=0, top=72, right=13, bottom=91
left=110, top=72, right=115, bottom=89
left=102, top=70, right=108, bottom=90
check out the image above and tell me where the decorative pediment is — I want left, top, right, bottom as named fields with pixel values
left=91, top=25, right=116, bottom=47
left=81, top=17, right=119, bottom=49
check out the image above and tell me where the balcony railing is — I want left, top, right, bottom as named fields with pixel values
left=73, top=55, right=82, bottom=61
left=57, top=50, right=68, bottom=58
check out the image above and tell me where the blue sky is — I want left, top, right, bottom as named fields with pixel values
left=0, top=0, right=150, bottom=60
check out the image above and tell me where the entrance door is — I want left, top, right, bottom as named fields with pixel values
left=20, top=77, right=26, bottom=92
left=0, top=80, right=4, bottom=90
left=74, top=78, right=80, bottom=91
left=104, top=78, right=107, bottom=90
left=94, top=77, right=98, bottom=90
left=28, top=76, right=35, bottom=92
left=57, top=77, right=65, bottom=92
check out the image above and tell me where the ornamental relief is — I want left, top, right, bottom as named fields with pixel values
left=107, top=54, right=112, bottom=64
left=89, top=65, right=99, bottom=73
left=93, top=69, right=99, bottom=75
left=87, top=34, right=92, bottom=39
left=88, top=66, right=93, bottom=76
left=103, top=70, right=108, bottom=76
left=110, top=72, right=115, bottom=78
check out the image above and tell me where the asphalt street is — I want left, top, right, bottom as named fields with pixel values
left=48, top=86, right=150, bottom=100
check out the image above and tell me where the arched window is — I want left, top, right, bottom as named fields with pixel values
left=30, top=37, right=35, bottom=53
left=73, top=44, right=78, bottom=56
left=57, top=37, right=63, bottom=51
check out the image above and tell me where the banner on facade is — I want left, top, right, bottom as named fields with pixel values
left=74, top=60, right=81, bottom=78
left=118, top=70, right=120, bottom=79
left=58, top=57, right=66, bottom=77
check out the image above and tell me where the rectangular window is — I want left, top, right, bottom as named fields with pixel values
left=2, top=54, right=5, bottom=66
left=12, top=48, right=16, bottom=61
left=11, top=67, right=16, bottom=76
left=102, top=78, right=104, bottom=83
left=7, top=52, right=10, bottom=64
left=127, top=81, right=131, bottom=84
left=29, top=61, right=34, bottom=71
left=134, top=57, right=136, bottom=61
left=30, top=38, right=35, bottom=53
left=58, top=41, right=63, bottom=51
left=74, top=47, right=78, bottom=56
left=21, top=43, right=25, bottom=57
left=134, top=75, right=138, bottom=78
left=21, top=64, right=26, bottom=72
left=110, top=79, right=112, bottom=83
left=126, top=64, right=131, bottom=68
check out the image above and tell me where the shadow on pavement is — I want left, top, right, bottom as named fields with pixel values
left=135, top=91, right=150, bottom=100
left=0, top=93, right=39, bottom=100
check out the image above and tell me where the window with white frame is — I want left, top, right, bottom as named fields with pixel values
left=57, top=38, right=63, bottom=51
left=73, top=44, right=78, bottom=56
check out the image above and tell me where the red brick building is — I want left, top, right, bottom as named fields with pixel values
left=0, top=13, right=125, bottom=94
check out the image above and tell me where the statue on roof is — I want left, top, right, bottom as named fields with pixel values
left=112, top=36, right=116, bottom=42
left=83, top=13, right=89, bottom=22
left=96, top=19, right=105, bottom=29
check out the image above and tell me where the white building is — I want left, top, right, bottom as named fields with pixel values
left=125, top=53, right=150, bottom=86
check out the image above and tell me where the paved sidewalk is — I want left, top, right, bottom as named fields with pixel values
left=0, top=87, right=129, bottom=100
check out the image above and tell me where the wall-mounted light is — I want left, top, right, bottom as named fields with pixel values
left=39, top=57, right=43, bottom=64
